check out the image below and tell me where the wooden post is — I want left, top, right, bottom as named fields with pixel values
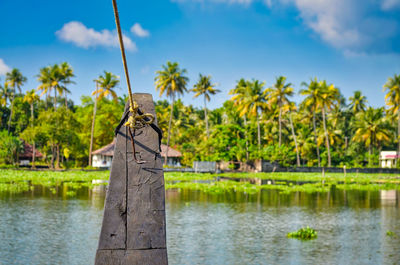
left=95, top=93, right=167, bottom=265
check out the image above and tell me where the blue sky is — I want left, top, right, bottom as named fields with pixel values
left=0, top=0, right=400, bottom=109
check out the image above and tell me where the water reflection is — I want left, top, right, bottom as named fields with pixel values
left=166, top=189, right=400, bottom=265
left=0, top=187, right=399, bottom=264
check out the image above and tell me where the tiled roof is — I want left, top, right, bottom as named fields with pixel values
left=92, top=140, right=182, bottom=158
left=92, top=140, right=116, bottom=156
left=20, top=142, right=43, bottom=159
left=160, top=144, right=182, bottom=158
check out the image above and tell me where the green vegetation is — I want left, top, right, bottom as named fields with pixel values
left=0, top=169, right=109, bottom=193
left=0, top=63, right=399, bottom=169
left=287, top=226, right=318, bottom=240
left=2, top=170, right=399, bottom=196
left=386, top=230, right=396, bottom=237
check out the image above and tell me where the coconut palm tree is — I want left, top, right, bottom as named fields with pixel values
left=155, top=61, right=189, bottom=165
left=229, top=79, right=250, bottom=159
left=230, top=79, right=267, bottom=151
left=37, top=66, right=52, bottom=109
left=23, top=89, right=40, bottom=168
left=59, top=62, right=75, bottom=107
left=6, top=68, right=27, bottom=132
left=0, top=80, right=11, bottom=107
left=49, top=64, right=66, bottom=111
left=319, top=80, right=340, bottom=167
left=267, top=76, right=293, bottom=147
left=352, top=107, right=391, bottom=165
left=6, top=68, right=27, bottom=95
left=191, top=74, right=220, bottom=138
left=0, top=82, right=7, bottom=108
left=349, top=90, right=367, bottom=114
left=383, top=74, right=400, bottom=163
left=37, top=63, right=74, bottom=111
left=286, top=102, right=300, bottom=166
left=89, top=71, right=120, bottom=166
left=299, top=78, right=322, bottom=166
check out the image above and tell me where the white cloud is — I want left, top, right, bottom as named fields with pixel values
left=381, top=0, right=400, bottom=10
left=0, top=59, right=11, bottom=76
left=173, top=0, right=399, bottom=53
left=282, top=0, right=364, bottom=49
left=278, top=0, right=399, bottom=52
left=56, top=21, right=137, bottom=51
left=130, top=23, right=150, bottom=37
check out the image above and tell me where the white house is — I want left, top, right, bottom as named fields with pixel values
left=92, top=140, right=182, bottom=168
left=379, top=151, right=399, bottom=168
left=92, top=140, right=115, bottom=168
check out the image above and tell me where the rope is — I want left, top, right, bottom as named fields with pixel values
left=112, top=0, right=155, bottom=163
left=111, top=0, right=134, bottom=110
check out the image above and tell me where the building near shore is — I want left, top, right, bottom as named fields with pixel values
left=19, top=142, right=43, bottom=166
left=92, top=140, right=182, bottom=168
left=380, top=151, right=399, bottom=168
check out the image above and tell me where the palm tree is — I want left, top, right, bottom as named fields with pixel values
left=37, top=63, right=73, bottom=111
left=383, top=74, right=400, bottom=164
left=352, top=107, right=391, bottom=165
left=319, top=80, right=340, bottom=167
left=349, top=90, right=367, bottom=114
left=59, top=62, right=75, bottom=107
left=23, top=89, right=40, bottom=168
left=267, top=76, right=294, bottom=147
left=229, top=79, right=250, bottom=159
left=49, top=64, right=66, bottom=111
left=6, top=68, right=27, bottom=132
left=6, top=68, right=27, bottom=95
left=89, top=71, right=120, bottom=166
left=37, top=66, right=52, bottom=109
left=0, top=80, right=11, bottom=107
left=191, top=74, right=220, bottom=138
left=0, top=82, right=7, bottom=108
left=230, top=79, right=267, bottom=151
left=299, top=78, right=322, bottom=167
left=287, top=102, right=300, bottom=166
left=155, top=61, right=189, bottom=165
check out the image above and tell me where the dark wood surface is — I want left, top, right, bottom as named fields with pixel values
left=95, top=93, right=167, bottom=265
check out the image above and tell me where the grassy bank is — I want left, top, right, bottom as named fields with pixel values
left=0, top=170, right=399, bottom=195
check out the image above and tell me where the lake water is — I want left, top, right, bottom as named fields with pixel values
left=0, top=186, right=399, bottom=264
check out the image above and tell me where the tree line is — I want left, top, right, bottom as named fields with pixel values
left=0, top=61, right=399, bottom=168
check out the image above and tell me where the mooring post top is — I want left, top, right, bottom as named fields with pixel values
left=95, top=95, right=167, bottom=265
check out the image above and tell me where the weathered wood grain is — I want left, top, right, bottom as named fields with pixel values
left=95, top=249, right=167, bottom=265
left=95, top=93, right=167, bottom=265
left=97, top=119, right=127, bottom=250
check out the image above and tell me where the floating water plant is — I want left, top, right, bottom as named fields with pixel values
left=386, top=230, right=396, bottom=237
left=287, top=226, right=318, bottom=240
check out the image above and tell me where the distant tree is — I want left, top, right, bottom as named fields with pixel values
left=383, top=74, right=400, bottom=163
left=352, top=107, right=391, bottom=166
left=155, top=61, right=189, bottom=165
left=23, top=89, right=39, bottom=168
left=287, top=102, right=300, bottom=166
left=230, top=79, right=267, bottom=152
left=267, top=76, right=294, bottom=147
left=191, top=74, right=220, bottom=138
left=299, top=78, right=321, bottom=166
left=0, top=130, right=22, bottom=165
left=59, top=62, right=75, bottom=107
left=89, top=72, right=120, bottom=166
left=6, top=68, right=27, bottom=132
left=318, top=80, right=340, bottom=167
left=349, top=90, right=367, bottom=114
